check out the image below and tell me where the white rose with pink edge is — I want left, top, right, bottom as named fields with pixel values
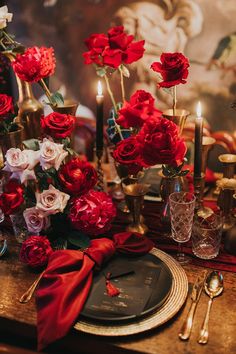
left=23, top=207, right=50, bottom=234
left=36, top=184, right=70, bottom=216
left=3, top=148, right=40, bottom=184
left=0, top=6, right=13, bottom=29
left=39, top=138, right=68, bottom=171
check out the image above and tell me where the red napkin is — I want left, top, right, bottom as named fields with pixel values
left=36, top=232, right=153, bottom=350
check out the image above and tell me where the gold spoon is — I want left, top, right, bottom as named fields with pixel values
left=19, top=271, right=45, bottom=304
left=198, top=271, right=223, bottom=344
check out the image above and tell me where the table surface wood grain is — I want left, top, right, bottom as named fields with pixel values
left=1, top=232, right=236, bottom=354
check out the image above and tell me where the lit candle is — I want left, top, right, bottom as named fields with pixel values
left=96, top=80, right=104, bottom=152
left=194, top=101, right=203, bottom=178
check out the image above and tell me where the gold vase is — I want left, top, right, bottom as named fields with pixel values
left=0, top=124, right=24, bottom=164
left=3, top=51, right=43, bottom=140
left=163, top=109, right=190, bottom=135
left=122, top=177, right=149, bottom=235
left=217, top=154, right=236, bottom=230
left=53, top=100, right=78, bottom=115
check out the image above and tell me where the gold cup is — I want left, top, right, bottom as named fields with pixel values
left=122, top=177, right=149, bottom=235
left=53, top=100, right=79, bottom=115
left=163, top=109, right=190, bottom=135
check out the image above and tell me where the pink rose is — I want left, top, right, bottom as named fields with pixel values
left=36, top=184, right=70, bottom=216
left=39, top=138, right=68, bottom=171
left=23, top=207, right=50, bottom=234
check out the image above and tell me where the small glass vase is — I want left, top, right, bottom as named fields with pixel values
left=160, top=174, right=187, bottom=228
left=9, top=211, right=28, bottom=243
left=122, top=176, right=149, bottom=235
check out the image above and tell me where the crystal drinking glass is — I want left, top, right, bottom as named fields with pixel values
left=169, top=191, right=196, bottom=264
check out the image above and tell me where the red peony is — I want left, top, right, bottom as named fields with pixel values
left=137, top=117, right=187, bottom=166
left=69, top=190, right=116, bottom=236
left=0, top=180, right=24, bottom=215
left=0, top=94, right=14, bottom=118
left=116, top=90, right=162, bottom=128
left=41, top=112, right=76, bottom=139
left=112, top=136, right=144, bottom=174
left=83, top=26, right=145, bottom=69
left=58, top=157, right=97, bottom=196
left=151, top=52, right=189, bottom=88
left=20, top=235, right=53, bottom=268
left=12, top=46, right=56, bottom=83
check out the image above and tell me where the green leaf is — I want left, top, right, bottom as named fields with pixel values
left=23, top=139, right=40, bottom=151
left=96, top=67, right=107, bottom=77
left=50, top=91, right=64, bottom=106
left=68, top=230, right=90, bottom=249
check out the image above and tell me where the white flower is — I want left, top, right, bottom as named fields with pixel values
left=3, top=148, right=40, bottom=184
left=36, top=184, right=70, bottom=216
left=0, top=6, right=13, bottom=29
left=23, top=207, right=50, bottom=234
left=39, top=138, right=68, bottom=171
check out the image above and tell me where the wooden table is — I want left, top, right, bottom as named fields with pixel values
left=1, top=234, right=236, bottom=354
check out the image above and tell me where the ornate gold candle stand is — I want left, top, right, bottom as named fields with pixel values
left=163, top=109, right=190, bottom=135
left=217, top=154, right=236, bottom=230
left=122, top=177, right=149, bottom=235
left=96, top=149, right=104, bottom=191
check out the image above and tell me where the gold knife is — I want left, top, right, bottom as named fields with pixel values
left=179, top=270, right=208, bottom=340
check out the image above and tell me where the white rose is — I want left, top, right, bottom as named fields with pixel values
left=23, top=207, right=50, bottom=234
left=39, top=138, right=68, bottom=171
left=3, top=148, right=40, bottom=184
left=0, top=6, right=13, bottom=29
left=36, top=184, right=70, bottom=216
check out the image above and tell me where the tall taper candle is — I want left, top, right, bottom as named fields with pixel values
left=194, top=101, right=203, bottom=177
left=96, top=80, right=104, bottom=152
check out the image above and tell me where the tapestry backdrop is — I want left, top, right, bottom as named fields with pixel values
left=4, top=0, right=236, bottom=132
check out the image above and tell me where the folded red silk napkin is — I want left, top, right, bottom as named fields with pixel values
left=36, top=232, right=154, bottom=350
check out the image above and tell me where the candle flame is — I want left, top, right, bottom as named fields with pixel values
left=97, top=80, right=103, bottom=95
left=196, top=101, right=202, bottom=118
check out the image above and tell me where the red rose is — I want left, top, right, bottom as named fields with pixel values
left=108, top=26, right=133, bottom=51
left=137, top=118, right=187, bottom=166
left=0, top=180, right=24, bottom=215
left=83, top=33, right=108, bottom=65
left=112, top=136, right=144, bottom=174
left=151, top=52, right=189, bottom=88
left=20, top=235, right=53, bottom=268
left=69, top=190, right=116, bottom=236
left=58, top=157, right=97, bottom=195
left=12, top=46, right=56, bottom=83
left=0, top=94, right=14, bottom=118
left=116, top=90, right=162, bottom=128
left=41, top=112, right=76, bottom=139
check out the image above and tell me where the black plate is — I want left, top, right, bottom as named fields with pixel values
left=81, top=253, right=173, bottom=322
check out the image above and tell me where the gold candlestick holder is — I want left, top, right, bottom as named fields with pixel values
left=163, top=109, right=190, bottom=135
left=96, top=149, right=104, bottom=191
left=217, top=154, right=236, bottom=230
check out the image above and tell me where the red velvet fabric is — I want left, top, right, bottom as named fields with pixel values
left=36, top=233, right=153, bottom=350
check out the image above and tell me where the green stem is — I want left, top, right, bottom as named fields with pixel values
left=173, top=86, right=177, bottom=115
left=39, top=79, right=56, bottom=107
left=104, top=74, right=117, bottom=114
left=119, top=67, right=125, bottom=103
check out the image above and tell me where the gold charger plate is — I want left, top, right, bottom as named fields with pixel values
left=74, top=248, right=188, bottom=336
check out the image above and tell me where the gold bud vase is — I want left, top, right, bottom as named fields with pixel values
left=0, top=124, right=24, bottom=163
left=163, top=109, right=190, bottom=135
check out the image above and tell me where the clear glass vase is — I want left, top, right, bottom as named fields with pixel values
left=9, top=211, right=28, bottom=243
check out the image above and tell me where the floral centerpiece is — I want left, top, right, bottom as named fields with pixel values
left=0, top=110, right=116, bottom=259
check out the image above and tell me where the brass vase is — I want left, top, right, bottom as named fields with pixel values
left=122, top=177, right=149, bottom=235
left=0, top=125, right=24, bottom=163
left=3, top=51, right=43, bottom=140
left=217, top=154, right=236, bottom=230
left=160, top=174, right=187, bottom=227
left=163, top=109, right=190, bottom=135
left=53, top=100, right=78, bottom=115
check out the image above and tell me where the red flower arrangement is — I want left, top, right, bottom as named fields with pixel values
left=41, top=112, right=76, bottom=140
left=151, top=52, right=189, bottom=88
left=69, top=190, right=116, bottom=236
left=136, top=118, right=187, bottom=167
left=59, top=157, right=97, bottom=195
left=12, top=46, right=56, bottom=83
left=20, top=235, right=53, bottom=268
left=116, top=90, right=162, bottom=128
left=83, top=26, right=145, bottom=69
left=0, top=180, right=24, bottom=215
left=0, top=94, right=14, bottom=117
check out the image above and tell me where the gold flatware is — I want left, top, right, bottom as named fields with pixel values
left=198, top=271, right=223, bottom=344
left=19, top=271, right=45, bottom=304
left=179, top=270, right=207, bottom=340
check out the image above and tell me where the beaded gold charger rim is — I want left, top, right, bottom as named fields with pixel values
left=74, top=248, right=188, bottom=336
